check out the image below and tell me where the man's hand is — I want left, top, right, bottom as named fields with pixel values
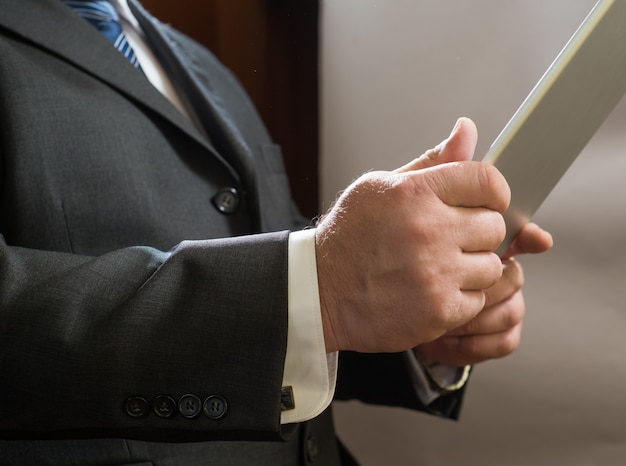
left=415, top=222, right=553, bottom=366
left=316, top=118, right=511, bottom=354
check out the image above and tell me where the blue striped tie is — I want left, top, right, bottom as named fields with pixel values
left=61, top=0, right=141, bottom=68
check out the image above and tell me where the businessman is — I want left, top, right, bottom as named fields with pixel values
left=0, top=0, right=552, bottom=464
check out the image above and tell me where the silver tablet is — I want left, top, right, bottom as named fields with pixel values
left=482, top=0, right=626, bottom=254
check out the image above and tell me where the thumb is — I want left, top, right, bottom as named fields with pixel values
left=395, top=117, right=478, bottom=173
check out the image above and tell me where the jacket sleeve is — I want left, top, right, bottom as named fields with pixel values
left=0, top=10, right=306, bottom=441
left=0, top=232, right=296, bottom=441
left=334, top=351, right=467, bottom=420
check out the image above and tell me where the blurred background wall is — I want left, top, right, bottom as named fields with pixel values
left=320, top=1, right=626, bottom=464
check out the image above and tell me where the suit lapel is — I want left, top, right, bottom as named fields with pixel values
left=0, top=0, right=221, bottom=159
left=1, top=0, right=265, bottom=229
left=128, top=0, right=263, bottom=230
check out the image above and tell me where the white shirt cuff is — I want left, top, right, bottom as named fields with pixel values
left=281, top=229, right=337, bottom=424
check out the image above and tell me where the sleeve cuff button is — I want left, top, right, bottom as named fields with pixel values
left=124, top=396, right=149, bottom=418
left=203, top=395, right=228, bottom=420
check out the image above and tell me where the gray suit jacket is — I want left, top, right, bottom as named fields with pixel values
left=0, top=0, right=464, bottom=464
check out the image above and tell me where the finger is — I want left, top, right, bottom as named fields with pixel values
left=395, top=118, right=510, bottom=212
left=426, top=161, right=511, bottom=213
left=458, top=251, right=503, bottom=291
left=483, top=258, right=524, bottom=308
left=453, top=207, right=506, bottom=252
left=447, top=289, right=525, bottom=337
left=454, top=289, right=488, bottom=329
left=436, top=322, right=523, bottom=364
left=502, top=222, right=553, bottom=259
left=395, top=117, right=478, bottom=173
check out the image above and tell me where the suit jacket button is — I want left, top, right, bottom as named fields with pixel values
left=125, top=396, right=149, bottom=418
left=153, top=395, right=177, bottom=418
left=178, top=394, right=202, bottom=419
left=212, top=187, right=240, bottom=214
left=203, top=395, right=228, bottom=420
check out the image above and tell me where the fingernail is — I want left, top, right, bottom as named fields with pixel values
left=422, top=118, right=463, bottom=160
left=449, top=117, right=464, bottom=137
left=433, top=118, right=463, bottom=154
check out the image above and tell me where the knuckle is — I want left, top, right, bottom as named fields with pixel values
left=479, top=212, right=506, bottom=253
left=506, top=295, right=526, bottom=327
left=361, top=171, right=431, bottom=211
left=428, top=290, right=463, bottom=330
left=354, top=170, right=391, bottom=194
left=497, top=330, right=521, bottom=357
left=478, top=164, right=511, bottom=212
left=502, top=308, right=522, bottom=330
